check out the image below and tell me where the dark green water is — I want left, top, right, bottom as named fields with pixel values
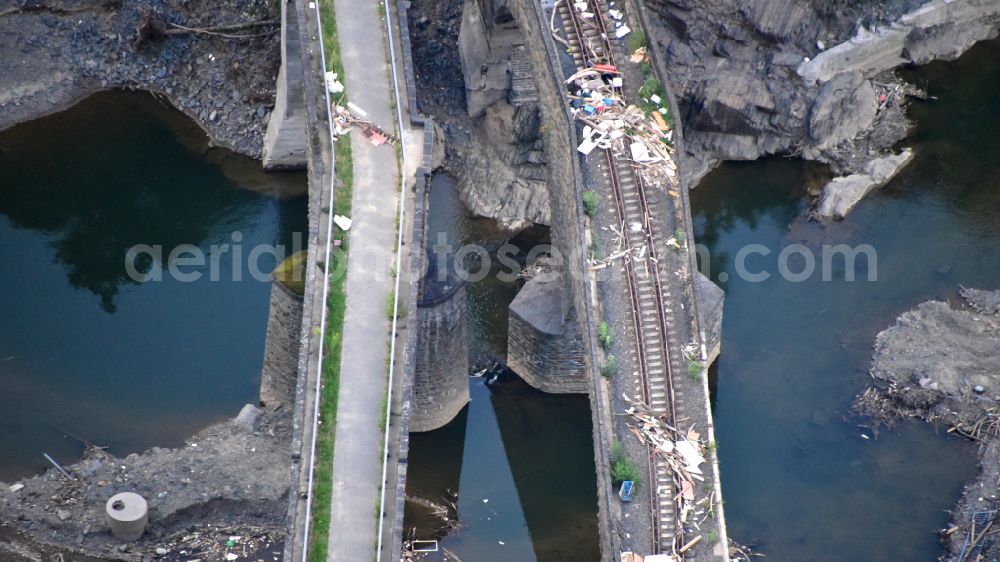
left=0, top=91, right=306, bottom=482
left=404, top=174, right=600, bottom=561
left=691, top=38, right=1000, bottom=560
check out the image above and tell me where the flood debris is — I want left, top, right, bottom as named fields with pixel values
left=330, top=102, right=398, bottom=147
left=854, top=288, right=1000, bottom=560
left=564, top=62, right=679, bottom=190
left=621, top=395, right=715, bottom=530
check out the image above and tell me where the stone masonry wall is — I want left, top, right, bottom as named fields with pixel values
left=259, top=279, right=304, bottom=407
left=411, top=285, right=470, bottom=432
left=510, top=0, right=618, bottom=558
left=262, top=0, right=308, bottom=169
left=508, top=310, right=589, bottom=394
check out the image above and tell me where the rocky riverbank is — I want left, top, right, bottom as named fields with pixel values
left=642, top=0, right=1000, bottom=188
left=0, top=405, right=290, bottom=561
left=407, top=0, right=551, bottom=230
left=856, top=288, right=1000, bottom=559
left=0, top=0, right=280, bottom=157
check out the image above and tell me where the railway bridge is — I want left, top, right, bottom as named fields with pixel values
left=258, top=0, right=729, bottom=559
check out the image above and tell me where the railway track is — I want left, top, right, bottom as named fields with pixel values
left=557, top=0, right=685, bottom=555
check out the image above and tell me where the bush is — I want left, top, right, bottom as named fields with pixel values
left=582, top=191, right=599, bottom=218
left=601, top=355, right=618, bottom=378
left=599, top=321, right=613, bottom=351
left=611, top=441, right=641, bottom=485
left=688, top=359, right=704, bottom=381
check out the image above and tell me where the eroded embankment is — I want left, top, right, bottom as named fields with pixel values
left=0, top=406, right=290, bottom=560
left=0, top=0, right=280, bottom=156
left=857, top=288, right=1000, bottom=559
left=0, top=3, right=293, bottom=558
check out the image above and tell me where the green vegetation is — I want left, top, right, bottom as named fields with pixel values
left=688, top=359, right=704, bottom=381
left=598, top=321, right=613, bottom=351
left=638, top=76, right=668, bottom=116
left=582, top=190, right=599, bottom=218
left=589, top=239, right=604, bottom=260
left=705, top=440, right=718, bottom=454
left=611, top=441, right=641, bottom=485
left=673, top=227, right=686, bottom=249
left=589, top=229, right=604, bottom=260
left=385, top=289, right=397, bottom=321
left=273, top=250, right=308, bottom=295
left=707, top=529, right=719, bottom=546
left=601, top=354, right=618, bottom=378
left=626, top=29, right=647, bottom=54
left=308, top=1, right=354, bottom=560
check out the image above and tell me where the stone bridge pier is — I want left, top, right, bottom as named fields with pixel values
left=262, top=0, right=308, bottom=170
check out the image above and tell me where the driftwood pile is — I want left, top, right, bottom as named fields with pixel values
left=621, top=395, right=717, bottom=531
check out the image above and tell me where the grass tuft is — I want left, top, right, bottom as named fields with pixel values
left=626, top=29, right=647, bottom=54
left=582, top=190, right=599, bottom=218
left=601, top=355, right=618, bottom=378
left=598, top=321, right=613, bottom=351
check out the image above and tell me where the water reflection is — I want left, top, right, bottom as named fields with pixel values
left=691, top=38, right=1000, bottom=560
left=0, top=91, right=306, bottom=480
left=405, top=174, right=599, bottom=561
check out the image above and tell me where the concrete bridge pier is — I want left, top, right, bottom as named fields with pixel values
left=262, top=0, right=308, bottom=170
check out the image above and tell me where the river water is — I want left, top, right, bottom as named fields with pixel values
left=404, top=174, right=601, bottom=561
left=0, top=91, right=306, bottom=482
left=691, top=38, right=1000, bottom=560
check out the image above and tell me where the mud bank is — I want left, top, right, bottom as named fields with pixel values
left=0, top=405, right=290, bottom=561
left=857, top=288, right=1000, bottom=559
left=0, top=0, right=280, bottom=157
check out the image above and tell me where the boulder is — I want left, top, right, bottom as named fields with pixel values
left=816, top=148, right=914, bottom=219
left=808, top=71, right=877, bottom=148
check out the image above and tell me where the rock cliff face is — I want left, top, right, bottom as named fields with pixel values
left=409, top=0, right=551, bottom=230
left=643, top=0, right=1000, bottom=185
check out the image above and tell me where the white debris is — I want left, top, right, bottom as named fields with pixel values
left=615, top=24, right=631, bottom=38
left=8, top=483, right=24, bottom=493
left=629, top=141, right=654, bottom=163
left=334, top=215, right=352, bottom=231
left=675, top=440, right=705, bottom=475
left=346, top=101, right=367, bottom=117
left=649, top=94, right=662, bottom=104
left=325, top=71, right=345, bottom=94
